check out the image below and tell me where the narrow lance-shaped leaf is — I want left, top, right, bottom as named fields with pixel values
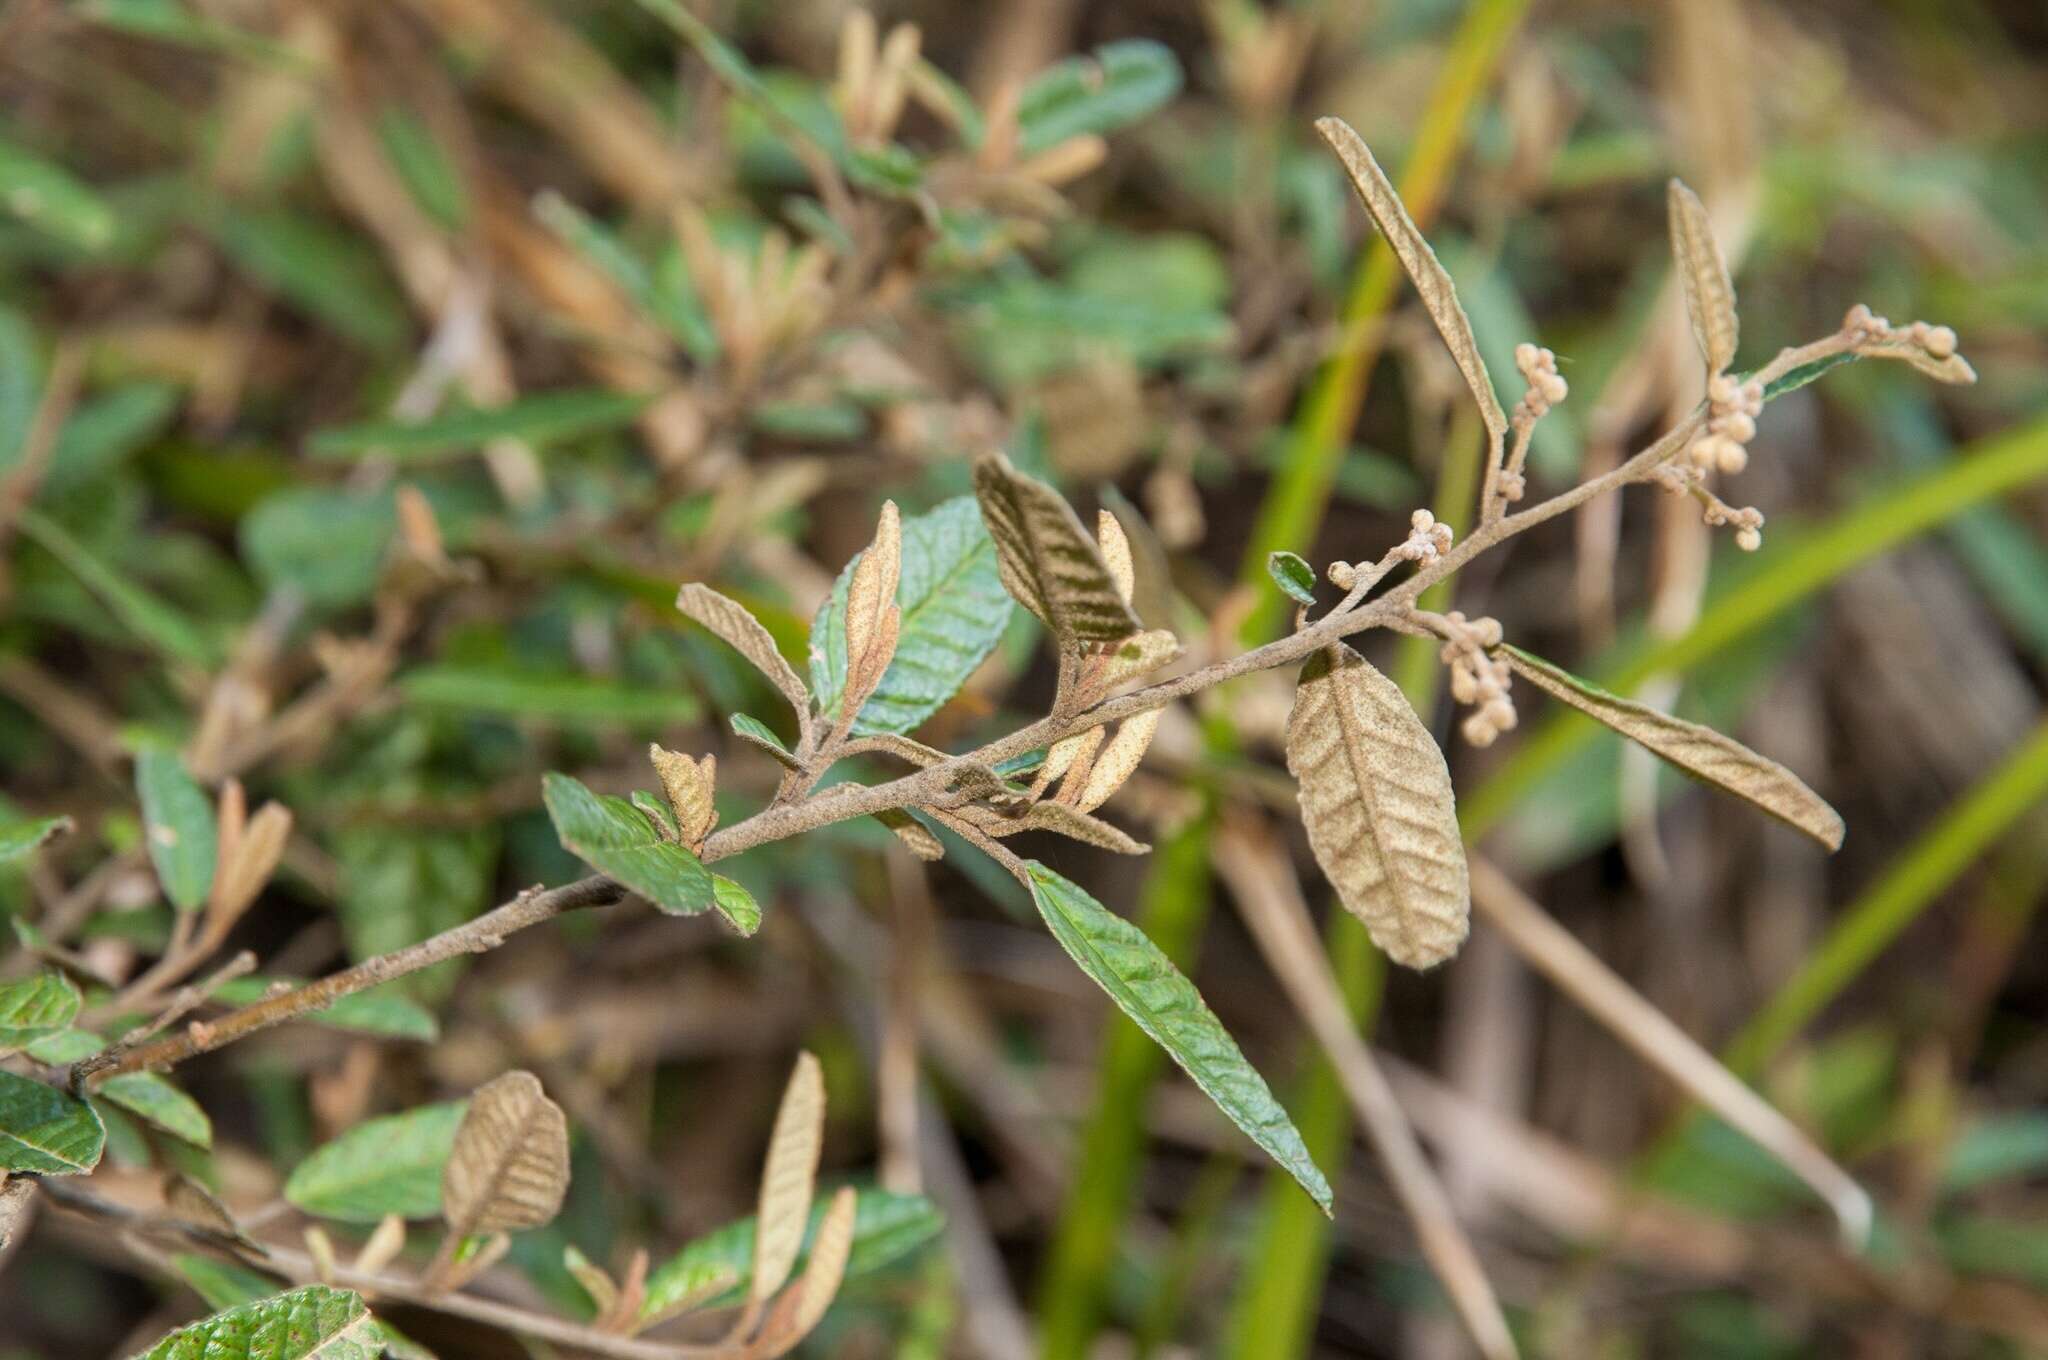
left=838, top=500, right=903, bottom=720
left=131, top=1285, right=381, bottom=1360
left=0, top=814, right=70, bottom=864
left=0, top=1068, right=104, bottom=1175
left=1315, top=116, right=1507, bottom=443
left=1023, top=862, right=1332, bottom=1212
left=135, top=748, right=217, bottom=913
left=1667, top=178, right=1739, bottom=374
left=1286, top=644, right=1469, bottom=969
left=1502, top=645, right=1845, bottom=851
left=752, top=1052, right=826, bottom=1307
left=676, top=583, right=812, bottom=723
left=97, top=1072, right=212, bottom=1148
left=810, top=496, right=1014, bottom=736
left=441, top=1071, right=570, bottom=1236
left=972, top=453, right=1141, bottom=645
left=766, top=1185, right=858, bottom=1356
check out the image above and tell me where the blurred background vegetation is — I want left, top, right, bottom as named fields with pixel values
left=1, top=0, right=2045, bottom=1355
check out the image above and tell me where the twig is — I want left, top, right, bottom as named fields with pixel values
left=1213, top=815, right=1519, bottom=1360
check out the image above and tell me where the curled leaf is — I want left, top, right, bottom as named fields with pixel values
left=677, top=584, right=811, bottom=722
left=768, top=1186, right=857, bottom=1357
left=1096, top=509, right=1134, bottom=605
left=1286, top=645, right=1469, bottom=969
left=972, top=453, right=1141, bottom=645
left=441, top=1070, right=570, bottom=1236
left=752, top=1052, right=826, bottom=1307
left=1315, top=116, right=1506, bottom=442
left=876, top=809, right=945, bottom=861
left=1667, top=178, right=1739, bottom=374
left=1502, top=646, right=1845, bottom=851
left=650, top=745, right=718, bottom=850
left=1075, top=708, right=1161, bottom=813
left=840, top=501, right=904, bottom=717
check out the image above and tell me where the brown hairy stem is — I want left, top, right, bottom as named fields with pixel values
left=78, top=319, right=1865, bottom=1088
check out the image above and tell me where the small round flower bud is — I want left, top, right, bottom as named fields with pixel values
left=1499, top=472, right=1526, bottom=502
left=1716, top=442, right=1749, bottom=474
left=1844, top=303, right=1874, bottom=334
left=1719, top=411, right=1756, bottom=443
left=1740, top=380, right=1764, bottom=413
left=1431, top=523, right=1454, bottom=550
left=1708, top=374, right=1739, bottom=407
left=1450, top=665, right=1476, bottom=704
left=1473, top=617, right=1503, bottom=648
left=1410, top=509, right=1434, bottom=532
left=1328, top=561, right=1357, bottom=588
left=1475, top=672, right=1503, bottom=702
left=1483, top=698, right=1516, bottom=731
left=1735, top=526, right=1762, bottom=552
left=1462, top=713, right=1498, bottom=747
left=1539, top=373, right=1569, bottom=405
left=1924, top=324, right=1957, bottom=359
left=1514, top=342, right=1539, bottom=371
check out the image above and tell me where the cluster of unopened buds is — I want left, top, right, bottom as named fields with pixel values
left=1688, top=372, right=1765, bottom=476
left=1500, top=344, right=1569, bottom=505
left=1703, top=498, right=1765, bottom=553
left=1844, top=302, right=1956, bottom=360
left=1440, top=612, right=1516, bottom=746
left=1395, top=509, right=1455, bottom=564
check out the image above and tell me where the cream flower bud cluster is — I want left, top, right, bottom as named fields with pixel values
left=1843, top=302, right=1956, bottom=359
left=1689, top=373, right=1765, bottom=475
left=1396, top=508, right=1455, bottom=564
left=1440, top=611, right=1515, bottom=747
left=1501, top=344, right=1568, bottom=506
left=1701, top=496, right=1766, bottom=553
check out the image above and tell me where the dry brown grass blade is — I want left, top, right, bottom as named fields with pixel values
left=1667, top=178, right=1740, bottom=374
left=1214, top=819, right=1518, bottom=1360
left=441, top=1071, right=571, bottom=1238
left=1286, top=644, right=1470, bottom=968
left=751, top=1051, right=826, bottom=1310
left=676, top=583, right=813, bottom=725
left=972, top=453, right=1142, bottom=645
left=1467, top=856, right=1873, bottom=1247
left=1502, top=646, right=1845, bottom=850
left=1314, top=116, right=1508, bottom=444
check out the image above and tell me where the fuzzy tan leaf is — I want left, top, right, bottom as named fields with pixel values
left=1667, top=178, right=1739, bottom=374
left=841, top=501, right=904, bottom=713
left=752, top=1051, right=825, bottom=1306
left=1315, top=117, right=1507, bottom=442
left=1503, top=646, right=1845, bottom=850
left=1286, top=645, right=1469, bottom=969
left=1038, top=724, right=1105, bottom=798
left=441, top=1071, right=570, bottom=1236
left=1098, top=628, right=1181, bottom=689
left=972, top=453, right=1141, bottom=645
left=677, top=584, right=811, bottom=721
left=1096, top=509, right=1134, bottom=605
left=957, top=800, right=1148, bottom=855
left=208, top=801, right=292, bottom=931
left=163, top=1171, right=244, bottom=1242
left=770, top=1185, right=857, bottom=1357
left=650, top=746, right=718, bottom=849
left=1076, top=709, right=1161, bottom=813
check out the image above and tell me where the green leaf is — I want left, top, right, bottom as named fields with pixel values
left=398, top=663, right=699, bottom=726
left=1023, top=862, right=1331, bottom=1213
left=731, top=713, right=800, bottom=768
left=535, top=192, right=717, bottom=360
left=97, top=1071, right=212, bottom=1148
left=168, top=1253, right=280, bottom=1310
left=810, top=497, right=1013, bottom=735
left=1016, top=40, right=1182, bottom=156
left=283, top=1100, right=467, bottom=1221
left=239, top=486, right=394, bottom=609
left=132, top=1285, right=380, bottom=1360
left=0, top=971, right=83, bottom=1052
left=17, top=509, right=216, bottom=665
left=309, top=389, right=652, bottom=463
left=0, top=1068, right=105, bottom=1174
left=1266, top=551, right=1319, bottom=606
left=375, top=106, right=468, bottom=230
left=542, top=773, right=715, bottom=917
left=46, top=383, right=180, bottom=494
left=711, top=874, right=762, bottom=938
left=26, top=1027, right=106, bottom=1064
left=0, top=136, right=118, bottom=251
left=209, top=208, right=407, bottom=351
left=210, top=978, right=438, bottom=1041
left=641, top=1188, right=942, bottom=1322
left=1944, top=1113, right=2048, bottom=1195
left=135, top=746, right=217, bottom=912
